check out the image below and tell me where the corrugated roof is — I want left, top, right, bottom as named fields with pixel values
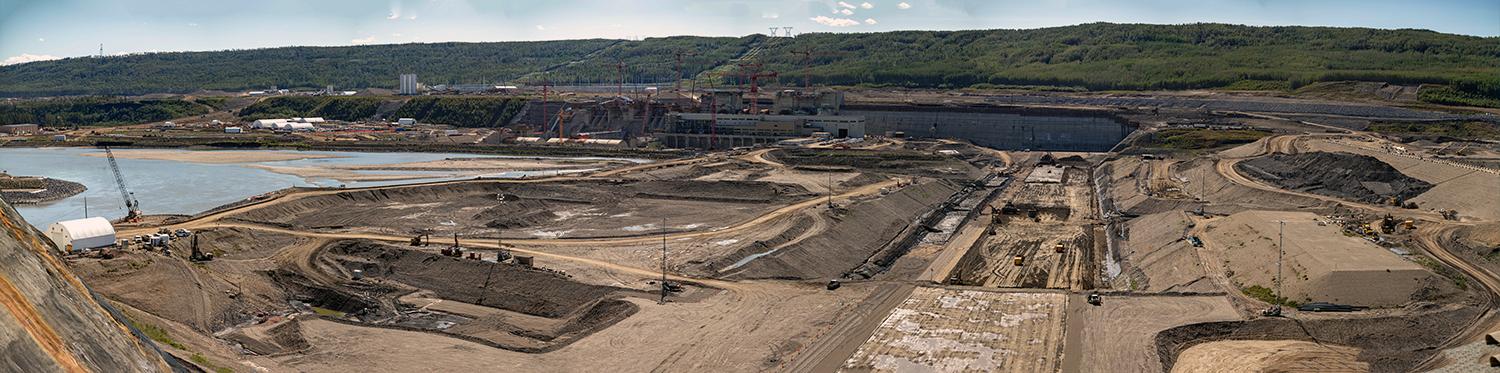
left=51, top=217, right=114, bottom=240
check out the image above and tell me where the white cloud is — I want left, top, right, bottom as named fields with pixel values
left=386, top=12, right=399, bottom=20
left=810, top=16, right=860, bottom=27
left=839, top=8, right=853, bottom=15
left=837, top=1, right=856, bottom=9
left=860, top=2, right=873, bottom=9
left=535, top=25, right=546, bottom=31
left=351, top=36, right=377, bottom=45
left=864, top=18, right=878, bottom=25
left=392, top=33, right=404, bottom=37
left=2, top=53, right=61, bottom=65
left=407, top=15, right=417, bottom=20
left=897, top=2, right=911, bottom=9
left=762, top=11, right=780, bottom=19
left=37, top=38, right=45, bottom=42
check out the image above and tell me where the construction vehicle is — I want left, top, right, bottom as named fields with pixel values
left=1402, top=219, right=1416, bottom=230
left=1054, top=242, right=1066, bottom=253
left=440, top=234, right=463, bottom=257
left=410, top=233, right=429, bottom=247
left=1261, top=305, right=1282, bottom=317
left=102, top=146, right=143, bottom=222
left=1380, top=214, right=1397, bottom=234
left=1187, top=236, right=1203, bottom=247
left=826, top=279, right=841, bottom=290
left=1013, top=255, right=1025, bottom=266
left=1086, top=293, right=1102, bottom=306
left=188, top=234, right=213, bottom=262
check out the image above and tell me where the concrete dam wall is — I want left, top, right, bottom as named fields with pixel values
left=844, top=105, right=1134, bottom=152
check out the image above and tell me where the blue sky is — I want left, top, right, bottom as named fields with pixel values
left=2, top=0, right=1497, bottom=65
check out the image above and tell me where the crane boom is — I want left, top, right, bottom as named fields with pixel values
left=102, top=146, right=141, bottom=220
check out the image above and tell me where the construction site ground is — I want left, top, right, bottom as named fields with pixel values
left=840, top=287, right=1069, bottom=372
left=950, top=164, right=1098, bottom=290
left=1061, top=294, right=1239, bottom=373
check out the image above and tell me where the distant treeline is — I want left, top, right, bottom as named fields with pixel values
left=2, top=23, right=1497, bottom=105
left=239, top=96, right=529, bottom=127
left=0, top=97, right=211, bottom=127
left=238, top=96, right=386, bottom=121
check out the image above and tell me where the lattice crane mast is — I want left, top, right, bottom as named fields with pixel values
left=102, top=146, right=141, bottom=222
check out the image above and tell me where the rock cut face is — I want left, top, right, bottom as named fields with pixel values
left=0, top=199, right=175, bottom=372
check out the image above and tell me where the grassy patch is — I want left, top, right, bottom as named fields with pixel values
left=189, top=353, right=234, bottom=373
left=311, top=306, right=347, bottom=318
left=1367, top=121, right=1500, bottom=141
left=1221, top=79, right=1291, bottom=91
left=127, top=319, right=187, bottom=351
left=1413, top=256, right=1469, bottom=290
left=1242, top=285, right=1300, bottom=307
left=1144, top=128, right=1272, bottom=150
left=1419, top=85, right=1500, bottom=108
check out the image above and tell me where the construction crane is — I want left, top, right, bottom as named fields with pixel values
left=603, top=61, right=626, bottom=98
left=734, top=63, right=778, bottom=114
left=789, top=49, right=845, bottom=88
left=102, top=146, right=142, bottom=222
left=673, top=51, right=699, bottom=93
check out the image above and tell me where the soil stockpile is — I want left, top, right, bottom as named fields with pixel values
left=0, top=199, right=176, bottom=372
left=1236, top=152, right=1432, bottom=204
left=325, top=240, right=619, bottom=318
left=727, top=179, right=962, bottom=280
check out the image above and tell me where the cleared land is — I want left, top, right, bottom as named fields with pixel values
left=1065, top=295, right=1240, bottom=373
left=1172, top=340, right=1368, bottom=372
left=841, top=287, right=1068, bottom=372
left=1200, top=210, right=1455, bottom=307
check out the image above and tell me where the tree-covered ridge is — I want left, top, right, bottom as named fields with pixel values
left=0, top=97, right=211, bottom=127
left=2, top=23, right=1497, bottom=99
left=391, top=97, right=528, bottom=128
left=0, top=40, right=618, bottom=97
left=238, top=96, right=388, bottom=121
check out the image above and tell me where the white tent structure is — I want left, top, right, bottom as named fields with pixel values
left=45, top=217, right=116, bottom=253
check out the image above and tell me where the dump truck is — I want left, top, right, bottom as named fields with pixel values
left=1054, top=242, right=1065, bottom=253
left=1013, top=255, right=1025, bottom=266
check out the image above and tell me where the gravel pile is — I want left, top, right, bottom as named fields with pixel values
left=1236, top=152, right=1432, bottom=204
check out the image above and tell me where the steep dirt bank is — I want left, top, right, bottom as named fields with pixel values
left=727, top=179, right=962, bottom=280
left=0, top=199, right=176, bottom=371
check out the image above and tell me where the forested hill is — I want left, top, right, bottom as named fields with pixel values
left=3, top=23, right=1498, bottom=98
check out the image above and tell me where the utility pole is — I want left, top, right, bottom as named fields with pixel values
left=827, top=174, right=833, bottom=207
left=660, top=217, right=668, bottom=305
left=1277, top=221, right=1285, bottom=304
left=83, top=196, right=88, bottom=218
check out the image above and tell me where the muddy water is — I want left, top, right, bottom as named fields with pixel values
left=0, top=148, right=644, bottom=229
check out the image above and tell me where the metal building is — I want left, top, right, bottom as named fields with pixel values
left=399, top=73, right=418, bottom=95
left=45, top=217, right=116, bottom=253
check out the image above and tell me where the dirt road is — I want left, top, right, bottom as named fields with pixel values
left=1415, top=225, right=1500, bottom=353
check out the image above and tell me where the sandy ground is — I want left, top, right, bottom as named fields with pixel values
left=339, top=157, right=624, bottom=171
left=246, top=164, right=453, bottom=182
left=80, top=149, right=343, bottom=164
left=1200, top=210, right=1448, bottom=307
left=254, top=281, right=874, bottom=373
left=840, top=287, right=1068, bottom=372
left=1113, top=211, right=1215, bottom=292
left=1171, top=339, right=1369, bottom=372
left=1063, top=295, right=1240, bottom=373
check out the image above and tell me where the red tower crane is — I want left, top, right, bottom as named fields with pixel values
left=604, top=61, right=626, bottom=98
left=673, top=51, right=699, bottom=93
left=734, top=63, right=778, bottom=114
left=789, top=49, right=843, bottom=88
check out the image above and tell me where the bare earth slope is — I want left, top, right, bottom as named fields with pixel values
left=0, top=199, right=176, bottom=372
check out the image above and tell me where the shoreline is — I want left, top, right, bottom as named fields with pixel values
left=0, top=176, right=87, bottom=205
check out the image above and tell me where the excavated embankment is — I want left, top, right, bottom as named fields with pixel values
left=0, top=199, right=178, bottom=372
left=727, top=179, right=963, bottom=280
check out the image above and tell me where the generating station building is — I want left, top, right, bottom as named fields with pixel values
left=661, top=90, right=866, bottom=149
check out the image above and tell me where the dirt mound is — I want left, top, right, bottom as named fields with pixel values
left=1113, top=211, right=1212, bottom=292
left=473, top=199, right=558, bottom=229
left=1156, top=304, right=1479, bottom=373
left=1171, top=340, right=1367, bottom=372
left=326, top=240, right=617, bottom=318
left=0, top=199, right=177, bottom=372
left=727, top=179, right=962, bottom=280
left=771, top=149, right=981, bottom=179
left=1237, top=152, right=1432, bottom=204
